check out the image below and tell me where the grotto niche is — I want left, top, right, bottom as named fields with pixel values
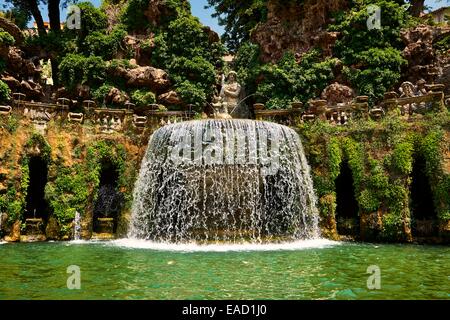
left=23, top=156, right=49, bottom=236
left=92, top=160, right=124, bottom=236
left=24, top=156, right=49, bottom=220
left=335, top=160, right=360, bottom=238
left=410, top=154, right=438, bottom=238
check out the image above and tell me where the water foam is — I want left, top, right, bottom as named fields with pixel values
left=109, top=238, right=339, bottom=252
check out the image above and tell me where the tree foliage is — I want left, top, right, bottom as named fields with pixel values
left=330, top=0, right=411, bottom=103
left=151, top=14, right=225, bottom=108
left=206, top=0, right=267, bottom=52
left=59, top=54, right=106, bottom=90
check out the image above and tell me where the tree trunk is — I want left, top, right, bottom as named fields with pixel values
left=48, top=0, right=61, bottom=32
left=47, top=0, right=61, bottom=85
left=409, top=0, right=425, bottom=17
left=28, top=0, right=46, bottom=36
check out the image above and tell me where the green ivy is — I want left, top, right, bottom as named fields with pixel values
left=391, top=140, right=414, bottom=175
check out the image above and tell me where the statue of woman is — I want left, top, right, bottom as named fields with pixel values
left=219, top=71, right=241, bottom=115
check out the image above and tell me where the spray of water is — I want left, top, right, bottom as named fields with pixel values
left=74, top=211, right=81, bottom=241
left=129, top=120, right=319, bottom=244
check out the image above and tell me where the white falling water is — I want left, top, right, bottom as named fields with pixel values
left=74, top=211, right=81, bottom=240
left=129, top=120, right=319, bottom=243
left=0, top=212, right=4, bottom=235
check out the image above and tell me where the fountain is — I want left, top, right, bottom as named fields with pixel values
left=74, top=211, right=81, bottom=241
left=129, top=119, right=320, bottom=244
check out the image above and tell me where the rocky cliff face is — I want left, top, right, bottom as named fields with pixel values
left=0, top=46, right=44, bottom=100
left=251, top=0, right=348, bottom=63
left=401, top=24, right=450, bottom=92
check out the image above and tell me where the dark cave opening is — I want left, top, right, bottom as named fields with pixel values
left=93, top=161, right=123, bottom=234
left=335, top=161, right=360, bottom=236
left=410, top=154, right=438, bottom=237
left=24, top=156, right=49, bottom=221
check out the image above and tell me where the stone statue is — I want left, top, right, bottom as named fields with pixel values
left=399, top=80, right=429, bottom=115
left=40, top=59, right=53, bottom=86
left=399, top=81, right=416, bottom=98
left=219, top=71, right=242, bottom=115
left=399, top=81, right=417, bottom=115
left=416, top=79, right=427, bottom=96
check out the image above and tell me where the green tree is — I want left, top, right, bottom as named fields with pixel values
left=330, top=0, right=410, bottom=103
left=150, top=14, right=225, bottom=109
left=206, top=0, right=267, bottom=52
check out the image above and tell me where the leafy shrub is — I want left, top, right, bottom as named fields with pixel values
left=131, top=89, right=156, bottom=107
left=150, top=15, right=224, bottom=108
left=169, top=56, right=216, bottom=92
left=59, top=54, right=107, bottom=90
left=24, top=30, right=77, bottom=56
left=435, top=34, right=450, bottom=52
left=109, top=59, right=135, bottom=70
left=0, top=28, right=15, bottom=46
left=175, top=80, right=208, bottom=109
left=121, top=0, right=190, bottom=31
left=342, top=48, right=406, bottom=104
left=391, top=141, right=414, bottom=175
left=121, top=0, right=152, bottom=31
left=233, top=42, right=262, bottom=94
left=82, top=27, right=127, bottom=60
left=255, top=51, right=338, bottom=109
left=91, top=84, right=114, bottom=105
left=330, top=0, right=410, bottom=104
left=76, top=2, right=108, bottom=38
left=0, top=80, right=11, bottom=103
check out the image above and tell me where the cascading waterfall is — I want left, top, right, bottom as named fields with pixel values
left=129, top=120, right=319, bottom=243
left=74, top=211, right=81, bottom=241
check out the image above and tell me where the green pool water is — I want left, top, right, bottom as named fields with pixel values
left=0, top=240, right=448, bottom=300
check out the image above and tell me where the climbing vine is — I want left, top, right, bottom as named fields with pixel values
left=299, top=110, right=450, bottom=241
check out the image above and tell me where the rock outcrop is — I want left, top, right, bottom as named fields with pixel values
left=321, top=82, right=355, bottom=105
left=251, top=0, right=348, bottom=63
left=106, top=87, right=130, bottom=105
left=158, top=90, right=182, bottom=105
left=125, top=66, right=171, bottom=92
left=401, top=24, right=450, bottom=87
left=0, top=16, right=24, bottom=46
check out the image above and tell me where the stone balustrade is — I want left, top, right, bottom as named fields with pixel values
left=255, top=83, right=446, bottom=125
left=0, top=105, right=12, bottom=116
left=1, top=82, right=446, bottom=133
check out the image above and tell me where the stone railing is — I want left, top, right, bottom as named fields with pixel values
left=4, top=96, right=198, bottom=135
left=1, top=83, right=446, bottom=133
left=255, top=97, right=370, bottom=125
left=254, top=85, right=446, bottom=125
left=254, top=102, right=303, bottom=126
left=382, top=84, right=446, bottom=115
